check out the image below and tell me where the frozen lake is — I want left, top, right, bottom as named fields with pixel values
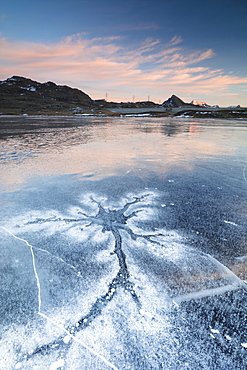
left=0, top=116, right=247, bottom=369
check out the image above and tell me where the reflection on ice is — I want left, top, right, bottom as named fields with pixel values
left=1, top=116, right=247, bottom=368
left=1, top=191, right=246, bottom=369
left=1, top=116, right=241, bottom=193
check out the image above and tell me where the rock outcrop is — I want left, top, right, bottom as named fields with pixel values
left=162, top=95, right=190, bottom=107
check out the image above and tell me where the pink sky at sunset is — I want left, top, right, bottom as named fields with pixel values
left=1, top=34, right=246, bottom=106
left=1, top=0, right=247, bottom=106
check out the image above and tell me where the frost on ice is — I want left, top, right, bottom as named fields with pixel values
left=0, top=190, right=246, bottom=369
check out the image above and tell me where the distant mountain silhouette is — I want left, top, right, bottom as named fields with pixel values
left=162, top=95, right=192, bottom=107
left=0, top=76, right=245, bottom=116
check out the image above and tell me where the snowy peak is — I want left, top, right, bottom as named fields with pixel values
left=190, top=100, right=211, bottom=107
left=161, top=96, right=212, bottom=108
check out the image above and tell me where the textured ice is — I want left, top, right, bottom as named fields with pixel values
left=1, top=116, right=247, bottom=369
left=50, top=359, right=65, bottom=370
left=1, top=190, right=246, bottom=369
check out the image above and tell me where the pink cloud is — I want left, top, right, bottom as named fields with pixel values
left=167, top=36, right=183, bottom=46
left=0, top=34, right=246, bottom=105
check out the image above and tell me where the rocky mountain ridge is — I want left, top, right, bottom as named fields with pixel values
left=162, top=94, right=192, bottom=108
left=0, top=76, right=96, bottom=115
left=0, top=76, right=245, bottom=117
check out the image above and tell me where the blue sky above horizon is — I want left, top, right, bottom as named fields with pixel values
left=0, top=0, right=247, bottom=106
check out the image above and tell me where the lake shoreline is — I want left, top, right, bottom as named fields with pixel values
left=1, top=106, right=247, bottom=120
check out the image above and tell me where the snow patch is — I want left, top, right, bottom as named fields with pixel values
left=19, top=86, right=37, bottom=92
left=122, top=114, right=152, bottom=117
left=63, top=335, right=71, bottom=344
left=175, top=114, right=192, bottom=118
left=50, top=359, right=65, bottom=370
left=210, top=328, right=220, bottom=334
left=190, top=100, right=210, bottom=107
left=224, top=220, right=238, bottom=226
left=140, top=309, right=154, bottom=319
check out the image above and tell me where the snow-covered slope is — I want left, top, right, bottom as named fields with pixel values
left=190, top=100, right=211, bottom=107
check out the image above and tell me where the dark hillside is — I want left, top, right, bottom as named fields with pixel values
left=0, top=76, right=96, bottom=115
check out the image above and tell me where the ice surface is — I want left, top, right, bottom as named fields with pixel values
left=0, top=116, right=247, bottom=369
left=1, top=191, right=246, bottom=369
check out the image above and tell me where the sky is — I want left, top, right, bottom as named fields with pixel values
left=0, top=0, right=247, bottom=106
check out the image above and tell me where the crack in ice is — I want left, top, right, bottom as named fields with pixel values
left=243, top=164, right=247, bottom=183
left=0, top=226, right=42, bottom=310
left=3, top=192, right=246, bottom=369
left=0, top=226, right=119, bottom=370
left=0, top=226, right=82, bottom=277
left=1, top=194, right=158, bottom=369
left=172, top=253, right=247, bottom=304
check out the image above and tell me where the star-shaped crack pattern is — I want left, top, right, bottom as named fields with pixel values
left=2, top=191, right=247, bottom=370
left=18, top=193, right=164, bottom=364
